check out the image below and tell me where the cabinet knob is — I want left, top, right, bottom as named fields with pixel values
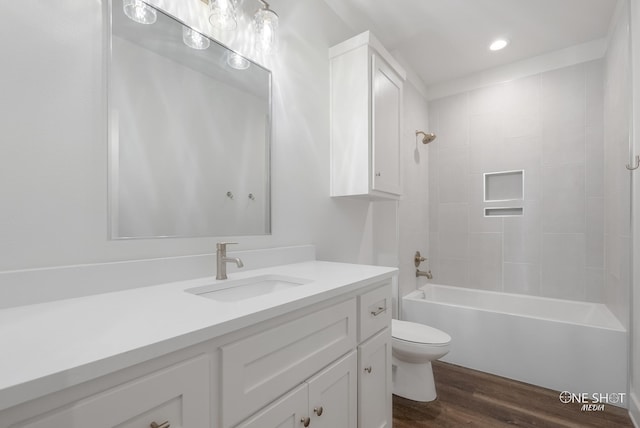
left=301, top=416, right=311, bottom=427
left=150, top=422, right=170, bottom=428
left=364, top=366, right=372, bottom=373
left=314, top=406, right=324, bottom=416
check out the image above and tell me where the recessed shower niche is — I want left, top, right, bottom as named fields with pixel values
left=483, top=170, right=524, bottom=217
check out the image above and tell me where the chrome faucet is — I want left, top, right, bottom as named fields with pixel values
left=216, top=242, right=244, bottom=280
left=414, top=250, right=433, bottom=279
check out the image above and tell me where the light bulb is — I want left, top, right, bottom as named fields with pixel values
left=123, top=0, right=157, bottom=25
left=254, top=3, right=278, bottom=54
left=226, top=52, right=250, bottom=70
left=182, top=26, right=210, bottom=50
left=209, top=0, right=238, bottom=31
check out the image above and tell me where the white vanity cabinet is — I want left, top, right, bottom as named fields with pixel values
left=237, top=352, right=357, bottom=428
left=1, top=274, right=393, bottom=428
left=357, top=285, right=393, bottom=428
left=11, top=355, right=211, bottom=428
left=225, top=282, right=392, bottom=428
left=330, top=31, right=406, bottom=199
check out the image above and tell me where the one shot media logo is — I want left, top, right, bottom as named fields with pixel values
left=559, top=391, right=626, bottom=411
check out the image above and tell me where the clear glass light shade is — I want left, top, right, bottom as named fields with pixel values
left=209, top=0, right=238, bottom=31
left=123, top=0, right=157, bottom=25
left=254, top=7, right=278, bottom=54
left=226, top=52, right=250, bottom=70
left=182, top=26, right=210, bottom=50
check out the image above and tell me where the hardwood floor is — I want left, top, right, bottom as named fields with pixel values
left=393, top=361, right=633, bottom=428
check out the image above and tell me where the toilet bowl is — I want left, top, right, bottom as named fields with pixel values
left=392, top=319, right=451, bottom=402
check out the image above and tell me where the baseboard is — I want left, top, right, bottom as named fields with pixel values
left=630, top=391, right=640, bottom=428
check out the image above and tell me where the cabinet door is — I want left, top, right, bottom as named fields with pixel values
left=358, top=328, right=392, bottom=428
left=371, top=53, right=402, bottom=196
left=16, top=356, right=210, bottom=428
left=307, top=351, right=357, bottom=428
left=236, top=384, right=309, bottom=428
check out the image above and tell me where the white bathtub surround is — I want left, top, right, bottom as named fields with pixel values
left=402, top=284, right=627, bottom=403
left=0, top=261, right=397, bottom=415
left=427, top=59, right=607, bottom=306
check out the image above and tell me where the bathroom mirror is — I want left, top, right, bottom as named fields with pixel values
left=108, top=0, right=271, bottom=239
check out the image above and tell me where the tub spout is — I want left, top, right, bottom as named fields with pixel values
left=416, top=269, right=432, bottom=279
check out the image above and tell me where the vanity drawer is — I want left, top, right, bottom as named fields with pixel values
left=16, top=355, right=210, bottom=428
left=358, top=283, right=392, bottom=341
left=221, top=298, right=357, bottom=428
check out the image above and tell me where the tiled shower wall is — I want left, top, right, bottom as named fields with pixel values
left=427, top=59, right=605, bottom=302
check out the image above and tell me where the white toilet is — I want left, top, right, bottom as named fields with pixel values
left=391, top=319, right=451, bottom=402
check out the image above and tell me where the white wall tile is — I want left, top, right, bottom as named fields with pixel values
left=585, top=267, right=604, bottom=303
left=586, top=197, right=604, bottom=268
left=468, top=233, right=503, bottom=290
left=586, top=124, right=604, bottom=197
left=469, top=204, right=503, bottom=233
left=438, top=148, right=469, bottom=203
left=437, top=258, right=469, bottom=287
left=438, top=203, right=468, bottom=234
left=437, top=93, right=469, bottom=151
left=542, top=122, right=586, bottom=167
left=541, top=64, right=586, bottom=128
left=541, top=163, right=586, bottom=233
left=438, top=232, right=469, bottom=259
left=468, top=82, right=507, bottom=115
left=428, top=60, right=604, bottom=302
left=540, top=233, right=586, bottom=300
left=503, top=262, right=540, bottom=295
left=504, top=201, right=541, bottom=263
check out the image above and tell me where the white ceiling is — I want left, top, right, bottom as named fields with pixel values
left=322, top=0, right=620, bottom=87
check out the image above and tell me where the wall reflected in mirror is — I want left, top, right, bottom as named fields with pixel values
left=108, top=0, right=271, bottom=239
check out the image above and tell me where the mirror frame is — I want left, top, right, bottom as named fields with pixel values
left=106, top=0, right=272, bottom=240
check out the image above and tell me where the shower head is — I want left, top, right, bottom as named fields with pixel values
left=416, top=131, right=436, bottom=144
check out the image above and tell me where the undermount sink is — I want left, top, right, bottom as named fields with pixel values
left=186, top=275, right=312, bottom=302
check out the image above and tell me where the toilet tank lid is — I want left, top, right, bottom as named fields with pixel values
left=392, top=319, right=451, bottom=344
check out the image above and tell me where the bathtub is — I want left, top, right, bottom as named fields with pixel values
left=402, top=284, right=628, bottom=399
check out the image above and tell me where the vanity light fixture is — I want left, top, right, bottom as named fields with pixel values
left=489, top=38, right=509, bottom=51
left=254, top=0, right=279, bottom=54
left=123, top=0, right=157, bottom=25
left=226, top=51, right=251, bottom=70
left=209, top=0, right=239, bottom=31
left=182, top=26, right=211, bottom=50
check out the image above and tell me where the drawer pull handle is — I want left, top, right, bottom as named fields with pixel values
left=364, top=366, right=372, bottom=373
left=371, top=306, right=386, bottom=316
left=301, top=416, right=311, bottom=427
left=314, top=406, right=324, bottom=416
left=150, top=422, right=170, bottom=428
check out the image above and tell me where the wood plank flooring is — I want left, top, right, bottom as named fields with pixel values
left=393, top=361, right=633, bottom=428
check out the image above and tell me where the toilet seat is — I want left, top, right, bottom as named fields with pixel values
left=392, top=319, right=451, bottom=346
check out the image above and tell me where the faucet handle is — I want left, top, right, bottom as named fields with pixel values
left=414, top=251, right=427, bottom=267
left=216, top=242, right=238, bottom=251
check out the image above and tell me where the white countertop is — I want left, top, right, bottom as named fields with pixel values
left=0, top=261, right=397, bottom=412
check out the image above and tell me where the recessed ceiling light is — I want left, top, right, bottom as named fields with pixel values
left=489, top=39, right=509, bottom=51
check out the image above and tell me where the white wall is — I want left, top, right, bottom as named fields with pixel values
left=0, top=0, right=390, bottom=304
left=426, top=60, right=606, bottom=303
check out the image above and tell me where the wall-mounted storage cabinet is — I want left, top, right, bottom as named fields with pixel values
left=330, top=31, right=406, bottom=199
